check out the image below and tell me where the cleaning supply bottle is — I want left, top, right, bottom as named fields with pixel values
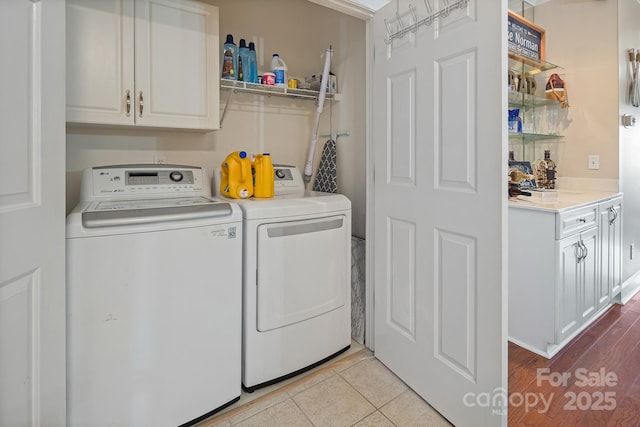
left=220, top=151, right=253, bottom=198
left=252, top=153, right=274, bottom=198
left=248, top=42, right=258, bottom=83
left=238, top=39, right=249, bottom=81
left=270, top=53, right=288, bottom=86
left=221, top=34, right=237, bottom=80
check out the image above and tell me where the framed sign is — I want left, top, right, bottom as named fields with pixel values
left=507, top=11, right=545, bottom=65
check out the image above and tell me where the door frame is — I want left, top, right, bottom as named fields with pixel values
left=304, top=0, right=379, bottom=347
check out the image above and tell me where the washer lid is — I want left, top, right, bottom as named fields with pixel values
left=227, top=191, right=351, bottom=220
left=81, top=197, right=233, bottom=228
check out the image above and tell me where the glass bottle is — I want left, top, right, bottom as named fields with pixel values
left=534, top=154, right=547, bottom=189
left=543, top=149, right=557, bottom=189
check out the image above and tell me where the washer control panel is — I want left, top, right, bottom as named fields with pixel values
left=82, top=164, right=207, bottom=200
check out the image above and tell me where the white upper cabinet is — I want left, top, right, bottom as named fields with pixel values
left=66, top=0, right=219, bottom=130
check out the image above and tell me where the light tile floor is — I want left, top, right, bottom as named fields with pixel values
left=196, top=349, right=452, bottom=427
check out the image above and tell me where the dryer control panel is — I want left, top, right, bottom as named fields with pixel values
left=273, top=165, right=304, bottom=195
left=81, top=164, right=208, bottom=200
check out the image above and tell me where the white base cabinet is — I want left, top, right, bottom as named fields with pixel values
left=509, top=194, right=623, bottom=358
left=556, top=226, right=598, bottom=343
left=66, top=0, right=219, bottom=130
left=599, top=197, right=623, bottom=305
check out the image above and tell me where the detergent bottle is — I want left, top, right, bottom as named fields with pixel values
left=237, top=38, right=249, bottom=81
left=270, top=54, right=288, bottom=86
left=252, top=153, right=274, bottom=198
left=221, top=34, right=237, bottom=80
left=248, top=42, right=258, bottom=83
left=220, top=151, right=253, bottom=198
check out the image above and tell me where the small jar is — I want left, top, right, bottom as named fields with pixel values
left=263, top=72, right=275, bottom=86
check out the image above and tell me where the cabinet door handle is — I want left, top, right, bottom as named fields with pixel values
left=125, top=90, right=131, bottom=117
left=576, top=241, right=584, bottom=262
left=609, top=206, right=618, bottom=225
left=138, top=91, right=144, bottom=118
left=579, top=240, right=589, bottom=261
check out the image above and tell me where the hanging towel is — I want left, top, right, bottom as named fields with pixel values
left=313, top=139, right=337, bottom=193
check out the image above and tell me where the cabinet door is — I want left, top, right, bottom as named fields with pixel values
left=66, top=0, right=135, bottom=125
left=134, top=0, right=219, bottom=130
left=597, top=205, right=611, bottom=309
left=580, top=228, right=599, bottom=322
left=600, top=198, right=623, bottom=299
left=557, top=233, right=581, bottom=342
left=611, top=199, right=623, bottom=296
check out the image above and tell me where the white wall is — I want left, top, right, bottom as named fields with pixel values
left=535, top=0, right=619, bottom=183
left=66, top=0, right=367, bottom=238
left=618, top=0, right=640, bottom=281
left=534, top=0, right=640, bottom=284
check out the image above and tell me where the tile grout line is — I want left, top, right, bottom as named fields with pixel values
left=196, top=348, right=372, bottom=426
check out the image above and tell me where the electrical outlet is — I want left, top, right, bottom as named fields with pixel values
left=588, top=155, right=600, bottom=170
left=153, top=154, right=167, bottom=164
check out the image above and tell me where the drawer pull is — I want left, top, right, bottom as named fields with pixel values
left=578, top=218, right=586, bottom=223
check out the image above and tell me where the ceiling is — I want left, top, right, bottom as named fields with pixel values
left=315, top=0, right=559, bottom=18
left=352, top=0, right=390, bottom=10
left=350, top=0, right=556, bottom=13
left=523, top=0, right=553, bottom=4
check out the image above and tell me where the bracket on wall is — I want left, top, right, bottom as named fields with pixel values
left=622, top=114, right=637, bottom=128
left=320, top=131, right=350, bottom=141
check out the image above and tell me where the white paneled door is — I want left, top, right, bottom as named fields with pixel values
left=0, top=0, right=66, bottom=425
left=373, top=1, right=507, bottom=426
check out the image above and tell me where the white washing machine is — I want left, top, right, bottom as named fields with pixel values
left=66, top=164, right=243, bottom=427
left=215, top=165, right=351, bottom=391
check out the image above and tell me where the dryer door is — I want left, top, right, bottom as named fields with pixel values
left=256, top=215, right=348, bottom=332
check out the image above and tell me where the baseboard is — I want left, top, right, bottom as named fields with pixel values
left=617, top=270, right=640, bottom=304
left=508, top=337, right=552, bottom=359
left=509, top=303, right=614, bottom=360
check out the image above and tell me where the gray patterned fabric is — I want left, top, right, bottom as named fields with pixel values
left=313, top=139, right=337, bottom=193
left=351, top=236, right=366, bottom=344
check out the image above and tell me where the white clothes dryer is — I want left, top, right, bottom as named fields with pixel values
left=66, top=165, right=243, bottom=427
left=214, top=165, right=351, bottom=391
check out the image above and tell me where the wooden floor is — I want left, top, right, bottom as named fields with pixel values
left=509, top=292, right=640, bottom=426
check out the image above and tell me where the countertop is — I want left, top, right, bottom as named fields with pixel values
left=508, top=189, right=622, bottom=212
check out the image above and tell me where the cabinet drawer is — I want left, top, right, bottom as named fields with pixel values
left=556, top=204, right=598, bottom=239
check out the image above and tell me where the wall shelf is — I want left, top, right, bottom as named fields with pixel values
left=508, top=57, right=564, bottom=163
left=508, top=56, right=562, bottom=77
left=220, top=79, right=341, bottom=101
left=508, top=132, right=564, bottom=143
left=219, top=79, right=341, bottom=127
left=508, top=91, right=559, bottom=108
